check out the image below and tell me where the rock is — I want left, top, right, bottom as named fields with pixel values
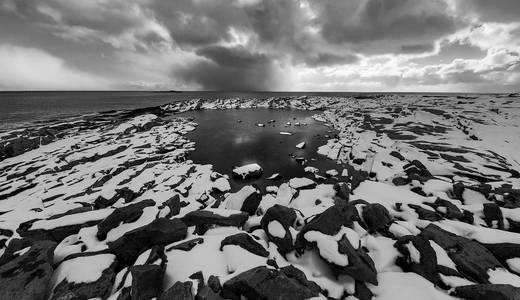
left=407, top=204, right=444, bottom=221
left=222, top=265, right=321, bottom=300
left=451, top=284, right=520, bottom=300
left=426, top=198, right=467, bottom=222
left=130, top=264, right=164, bottom=300
left=296, top=204, right=359, bottom=250
left=420, top=224, right=502, bottom=283
left=196, top=286, right=225, bottom=300
left=295, top=142, right=305, bottom=149
left=160, top=194, right=181, bottom=218
left=483, top=243, right=520, bottom=263
left=354, top=280, right=374, bottom=300
left=108, top=218, right=187, bottom=265
left=232, top=163, right=263, bottom=180
left=288, top=177, right=316, bottom=189
left=261, top=204, right=297, bottom=255
left=97, top=199, right=156, bottom=240
left=362, top=203, right=392, bottom=233
left=394, top=235, right=439, bottom=284
left=333, top=182, right=350, bottom=201
left=392, top=176, right=411, bottom=186
left=224, top=185, right=262, bottom=215
left=335, top=235, right=378, bottom=284
left=181, top=210, right=248, bottom=229
left=220, top=233, right=269, bottom=257
left=266, top=173, right=282, bottom=180
left=0, top=240, right=56, bottom=300
left=51, top=253, right=117, bottom=300
left=159, top=281, right=194, bottom=300
left=482, top=203, right=504, bottom=229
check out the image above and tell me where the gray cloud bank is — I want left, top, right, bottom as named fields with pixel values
left=0, top=0, right=519, bottom=91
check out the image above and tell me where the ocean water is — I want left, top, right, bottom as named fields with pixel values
left=0, top=91, right=483, bottom=130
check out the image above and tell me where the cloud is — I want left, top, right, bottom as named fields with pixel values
left=176, top=45, right=284, bottom=91
left=0, top=45, right=109, bottom=90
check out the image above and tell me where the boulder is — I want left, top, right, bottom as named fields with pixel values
left=130, top=264, right=164, bottom=300
left=0, top=240, right=56, bottom=300
left=108, top=218, right=187, bottom=265
left=232, top=163, right=263, bottom=180
left=451, top=284, right=520, bottom=300
left=261, top=204, right=297, bottom=255
left=97, top=199, right=156, bottom=240
left=159, top=281, right=194, bottom=300
left=220, top=233, right=269, bottom=257
left=222, top=265, right=321, bottom=300
left=362, top=203, right=392, bottom=233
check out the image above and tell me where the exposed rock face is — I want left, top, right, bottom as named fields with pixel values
left=222, top=265, right=321, bottom=300
left=159, top=281, right=194, bottom=300
left=260, top=204, right=297, bottom=255
left=451, top=284, right=520, bottom=300
left=97, top=199, right=156, bottom=240
left=108, top=218, right=187, bottom=265
left=362, top=203, right=392, bottom=233
left=232, top=163, right=263, bottom=180
left=220, top=233, right=269, bottom=257
left=0, top=240, right=56, bottom=300
left=130, top=264, right=164, bottom=300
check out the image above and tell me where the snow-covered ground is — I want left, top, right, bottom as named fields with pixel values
left=1, top=94, right=520, bottom=299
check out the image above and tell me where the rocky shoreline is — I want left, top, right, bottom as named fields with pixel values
left=1, top=94, right=520, bottom=299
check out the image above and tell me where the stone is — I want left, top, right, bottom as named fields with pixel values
left=0, top=240, right=56, bottom=300
left=451, top=284, right=520, bottom=300
left=362, top=203, right=392, bottom=233
left=260, top=204, right=297, bottom=255
left=159, top=281, right=194, bottom=300
left=97, top=199, right=156, bottom=240
left=220, top=233, right=269, bottom=257
left=222, top=265, right=321, bottom=300
left=130, top=264, right=164, bottom=300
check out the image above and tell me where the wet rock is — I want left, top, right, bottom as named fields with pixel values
left=130, top=264, right=164, bottom=300
left=108, top=218, right=187, bottom=265
left=0, top=240, right=56, bottom=300
left=222, top=265, right=321, bottom=300
left=451, top=284, right=520, bottom=300
left=97, top=199, right=156, bottom=240
left=420, top=224, right=502, bottom=283
left=159, top=281, right=194, bottom=300
left=220, top=233, right=269, bottom=257
left=160, top=194, right=181, bottom=218
left=261, top=204, right=297, bottom=255
left=362, top=203, right=392, bottom=233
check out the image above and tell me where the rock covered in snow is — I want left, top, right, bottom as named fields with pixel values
left=232, top=163, right=263, bottom=180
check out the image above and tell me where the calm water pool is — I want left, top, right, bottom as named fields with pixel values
left=179, top=108, right=344, bottom=192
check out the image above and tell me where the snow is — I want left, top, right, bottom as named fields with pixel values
left=267, top=220, right=286, bottom=238
left=280, top=131, right=292, bottom=135
left=487, top=268, right=520, bottom=287
left=404, top=242, right=421, bottom=264
left=52, top=254, right=115, bottom=287
left=296, top=142, right=306, bottom=149
left=232, top=163, right=263, bottom=179
left=225, top=185, right=258, bottom=211
left=429, top=240, right=456, bottom=270
left=507, top=258, right=520, bottom=273
left=289, top=177, right=316, bottom=189
left=325, top=169, right=338, bottom=177
left=305, top=166, right=319, bottom=174
left=30, top=209, right=113, bottom=230
left=304, top=231, right=349, bottom=266
left=371, top=272, right=454, bottom=300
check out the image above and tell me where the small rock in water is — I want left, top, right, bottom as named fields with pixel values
left=325, top=169, right=339, bottom=177
left=232, top=163, right=263, bottom=180
left=280, top=131, right=292, bottom=135
left=304, top=166, right=319, bottom=174
left=266, top=173, right=282, bottom=180
left=295, top=142, right=305, bottom=149
left=256, top=123, right=265, bottom=127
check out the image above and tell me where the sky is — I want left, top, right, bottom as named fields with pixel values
left=0, top=0, right=519, bottom=92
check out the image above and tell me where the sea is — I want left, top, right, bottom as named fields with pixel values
left=0, top=91, right=487, bottom=131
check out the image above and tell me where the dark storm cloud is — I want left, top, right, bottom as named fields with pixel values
left=0, top=0, right=519, bottom=91
left=312, top=0, right=462, bottom=53
left=177, top=45, right=281, bottom=91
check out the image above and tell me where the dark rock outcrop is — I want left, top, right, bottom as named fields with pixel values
left=260, top=204, right=297, bottom=255
left=97, top=199, right=156, bottom=240
left=220, top=233, right=269, bottom=257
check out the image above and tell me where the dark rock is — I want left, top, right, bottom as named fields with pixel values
left=167, top=238, right=204, bottom=252
left=420, top=224, right=502, bottom=283
left=335, top=235, right=378, bottom=284
left=51, top=255, right=116, bottom=300
left=333, top=182, right=350, bottom=201
left=222, top=265, right=321, bottom=300
left=130, top=264, right=164, bottom=300
left=426, top=198, right=466, bottom=221
left=181, top=210, right=248, bottom=228
left=196, top=286, right=225, bottom=300
left=408, top=204, right=444, bottom=221
left=0, top=238, right=33, bottom=266
left=159, top=281, right=194, bottom=300
left=207, top=275, right=222, bottom=293
left=389, top=151, right=406, bottom=161
left=160, top=194, right=181, bottom=217
left=483, top=243, right=520, bottom=263
left=362, top=203, right=392, bottom=233
left=482, top=203, right=504, bottom=229
left=108, top=218, right=187, bottom=265
left=354, top=280, right=374, bottom=300
left=394, top=235, right=439, bottom=284
left=296, top=204, right=359, bottom=251
left=97, top=199, right=156, bottom=240
left=220, top=233, right=269, bottom=257
left=392, top=176, right=410, bottom=186
left=260, top=204, right=297, bottom=255
left=18, top=216, right=101, bottom=243
left=451, top=284, right=520, bottom=300
left=0, top=240, right=56, bottom=300
left=240, top=187, right=262, bottom=215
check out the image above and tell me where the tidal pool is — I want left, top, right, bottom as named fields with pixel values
left=179, top=108, right=344, bottom=191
